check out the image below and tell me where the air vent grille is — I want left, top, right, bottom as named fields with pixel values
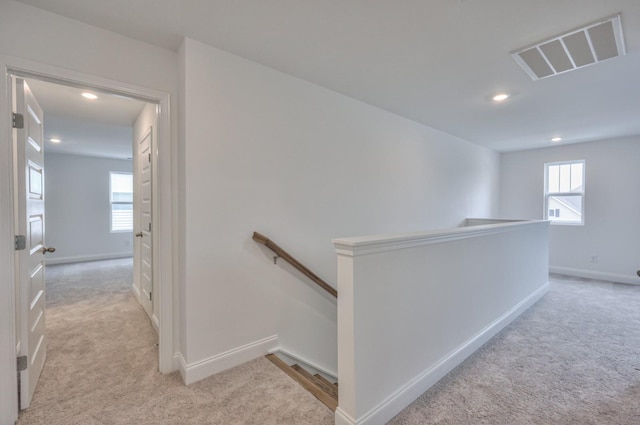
left=512, top=14, right=625, bottom=80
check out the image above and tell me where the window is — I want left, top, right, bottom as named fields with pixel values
left=544, top=160, right=585, bottom=225
left=110, top=172, right=133, bottom=232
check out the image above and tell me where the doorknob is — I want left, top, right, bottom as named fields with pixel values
left=135, top=232, right=143, bottom=238
left=41, top=246, right=56, bottom=254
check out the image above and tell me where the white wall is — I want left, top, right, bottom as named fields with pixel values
left=179, top=38, right=500, bottom=381
left=334, top=221, right=549, bottom=425
left=0, top=4, right=178, bottom=421
left=0, top=1, right=177, bottom=97
left=0, top=3, right=503, bottom=411
left=44, top=153, right=133, bottom=264
left=500, top=136, right=640, bottom=284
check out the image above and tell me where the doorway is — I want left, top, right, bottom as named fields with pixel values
left=16, top=75, right=157, bottom=409
left=1, top=61, right=174, bottom=423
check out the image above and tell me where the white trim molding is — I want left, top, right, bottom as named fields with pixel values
left=178, top=335, right=279, bottom=385
left=333, top=219, right=544, bottom=256
left=550, top=266, right=640, bottom=286
left=176, top=352, right=189, bottom=384
left=151, top=314, right=160, bottom=333
left=0, top=57, right=18, bottom=425
left=45, top=253, right=133, bottom=266
left=463, top=218, right=526, bottom=227
left=335, top=407, right=358, bottom=425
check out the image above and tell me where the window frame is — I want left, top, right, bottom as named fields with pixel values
left=109, top=171, right=133, bottom=233
left=543, top=159, right=585, bottom=226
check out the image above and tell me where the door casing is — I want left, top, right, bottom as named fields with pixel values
left=0, top=55, right=175, bottom=424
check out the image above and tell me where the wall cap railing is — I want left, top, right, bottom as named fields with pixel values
left=253, top=231, right=337, bottom=298
left=333, top=219, right=549, bottom=257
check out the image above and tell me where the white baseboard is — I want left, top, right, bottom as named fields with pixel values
left=269, top=347, right=337, bottom=380
left=131, top=282, right=141, bottom=300
left=335, top=407, right=357, bottom=425
left=176, top=352, right=188, bottom=383
left=151, top=314, right=159, bottom=334
left=178, top=335, right=279, bottom=385
left=45, top=253, right=132, bottom=265
left=340, top=282, right=550, bottom=425
left=550, top=266, right=639, bottom=285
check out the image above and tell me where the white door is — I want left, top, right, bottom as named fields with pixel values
left=136, top=128, right=153, bottom=318
left=14, top=77, right=51, bottom=409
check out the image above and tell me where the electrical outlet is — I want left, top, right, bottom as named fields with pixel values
left=590, top=255, right=598, bottom=263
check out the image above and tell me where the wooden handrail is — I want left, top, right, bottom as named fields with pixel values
left=253, top=232, right=337, bottom=298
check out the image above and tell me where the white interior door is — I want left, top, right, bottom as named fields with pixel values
left=136, top=128, right=153, bottom=318
left=14, top=77, right=50, bottom=409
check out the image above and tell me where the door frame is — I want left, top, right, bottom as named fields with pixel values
left=0, top=55, right=175, bottom=423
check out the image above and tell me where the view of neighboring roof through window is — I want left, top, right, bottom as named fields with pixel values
left=544, top=160, right=585, bottom=225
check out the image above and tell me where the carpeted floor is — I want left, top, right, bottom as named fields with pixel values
left=16, top=260, right=640, bottom=424
left=389, top=275, right=640, bottom=425
left=17, top=258, right=333, bottom=425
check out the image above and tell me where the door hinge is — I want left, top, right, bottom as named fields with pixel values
left=148, top=222, right=151, bottom=232
left=15, top=235, right=26, bottom=250
left=12, top=113, right=24, bottom=129
left=148, top=152, right=151, bottom=163
left=17, top=355, right=27, bottom=372
left=149, top=291, right=152, bottom=301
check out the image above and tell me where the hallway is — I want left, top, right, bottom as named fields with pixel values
left=16, top=259, right=640, bottom=424
left=17, top=259, right=330, bottom=425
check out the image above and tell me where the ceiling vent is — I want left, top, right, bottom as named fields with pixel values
left=512, top=14, right=626, bottom=80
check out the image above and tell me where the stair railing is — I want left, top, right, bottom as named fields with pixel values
left=252, top=232, right=337, bottom=298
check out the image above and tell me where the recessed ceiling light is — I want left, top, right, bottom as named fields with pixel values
left=492, top=93, right=510, bottom=102
left=82, top=92, right=98, bottom=100
left=551, top=137, right=562, bottom=142
left=50, top=138, right=61, bottom=143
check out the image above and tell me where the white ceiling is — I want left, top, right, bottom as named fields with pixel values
left=25, top=78, right=146, bottom=159
left=16, top=0, right=640, bottom=152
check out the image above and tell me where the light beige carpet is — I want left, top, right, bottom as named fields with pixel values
left=17, top=259, right=333, bottom=425
left=17, top=260, right=640, bottom=424
left=390, top=275, right=640, bottom=425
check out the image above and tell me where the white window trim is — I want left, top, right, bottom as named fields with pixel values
left=109, top=171, right=133, bottom=233
left=543, top=160, right=585, bottom=226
